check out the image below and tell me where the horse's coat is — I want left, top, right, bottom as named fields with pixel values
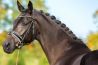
left=2, top=1, right=98, bottom=65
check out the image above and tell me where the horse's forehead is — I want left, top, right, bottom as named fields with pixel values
left=16, top=12, right=31, bottom=21
left=19, top=12, right=29, bottom=16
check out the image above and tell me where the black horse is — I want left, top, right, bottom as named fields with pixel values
left=2, top=1, right=98, bottom=65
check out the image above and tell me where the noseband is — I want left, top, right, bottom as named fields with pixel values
left=8, top=16, right=35, bottom=49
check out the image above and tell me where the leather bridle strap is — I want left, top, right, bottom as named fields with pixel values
left=11, top=31, right=23, bottom=48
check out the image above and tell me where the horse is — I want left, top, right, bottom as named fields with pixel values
left=2, top=1, right=98, bottom=65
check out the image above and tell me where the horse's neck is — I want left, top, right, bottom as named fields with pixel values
left=34, top=10, right=90, bottom=65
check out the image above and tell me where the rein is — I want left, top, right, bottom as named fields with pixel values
left=15, top=50, right=20, bottom=65
left=8, top=16, right=35, bottom=49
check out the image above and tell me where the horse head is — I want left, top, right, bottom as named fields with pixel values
left=3, top=1, right=37, bottom=53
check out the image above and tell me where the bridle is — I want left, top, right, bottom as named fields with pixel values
left=8, top=16, right=36, bottom=49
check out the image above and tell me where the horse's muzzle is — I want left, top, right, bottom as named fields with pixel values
left=2, top=39, right=16, bottom=54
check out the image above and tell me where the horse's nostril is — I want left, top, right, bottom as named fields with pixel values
left=5, top=42, right=10, bottom=48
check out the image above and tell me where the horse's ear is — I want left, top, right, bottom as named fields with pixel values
left=28, top=1, right=33, bottom=14
left=17, top=0, right=25, bottom=12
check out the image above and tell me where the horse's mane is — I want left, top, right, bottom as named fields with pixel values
left=39, top=10, right=83, bottom=42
